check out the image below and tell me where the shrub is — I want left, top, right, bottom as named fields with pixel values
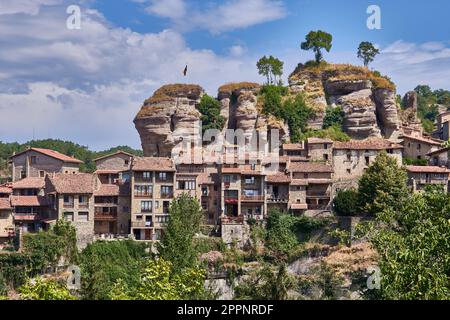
left=333, top=189, right=359, bottom=216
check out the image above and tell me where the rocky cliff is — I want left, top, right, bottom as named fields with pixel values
left=135, top=64, right=410, bottom=156
left=288, top=63, right=401, bottom=140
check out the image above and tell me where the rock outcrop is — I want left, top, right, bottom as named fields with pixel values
left=134, top=84, right=203, bottom=157
left=289, top=63, right=401, bottom=140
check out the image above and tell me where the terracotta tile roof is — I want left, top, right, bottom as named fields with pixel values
left=291, top=179, right=309, bottom=186
left=132, top=157, right=175, bottom=171
left=288, top=162, right=333, bottom=173
left=307, top=137, right=333, bottom=144
left=282, top=143, right=305, bottom=151
left=272, top=156, right=308, bottom=164
left=197, top=173, right=214, bottom=185
left=93, top=151, right=134, bottom=162
left=405, top=165, right=450, bottom=174
left=427, top=147, right=450, bottom=156
left=12, top=177, right=45, bottom=189
left=10, top=196, right=48, bottom=207
left=48, top=173, right=95, bottom=194
left=0, top=198, right=11, bottom=210
left=10, top=147, right=83, bottom=164
left=94, top=183, right=130, bottom=196
left=290, top=203, right=308, bottom=210
left=266, top=173, right=291, bottom=184
left=95, top=169, right=125, bottom=174
left=401, top=134, right=442, bottom=146
left=221, top=167, right=242, bottom=174
left=333, top=139, right=403, bottom=150
left=0, top=185, right=12, bottom=194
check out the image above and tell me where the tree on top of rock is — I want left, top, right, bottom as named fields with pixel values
left=300, top=30, right=333, bottom=64
left=357, top=41, right=380, bottom=67
left=256, top=55, right=284, bottom=85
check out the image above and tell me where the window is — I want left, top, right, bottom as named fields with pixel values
left=224, top=175, right=231, bottom=183
left=79, top=195, right=88, bottom=204
left=347, top=169, right=351, bottom=174
left=324, top=144, right=328, bottom=150
left=136, top=215, right=143, bottom=221
left=142, top=171, right=152, bottom=180
left=346, top=152, right=351, bottom=161
left=365, top=156, right=370, bottom=166
left=124, top=159, right=129, bottom=166
left=177, top=180, right=195, bottom=190
left=123, top=206, right=129, bottom=213
left=159, top=172, right=167, bottom=181
left=418, top=155, right=422, bottom=160
left=134, top=185, right=152, bottom=196
left=39, top=170, right=45, bottom=178
left=64, top=212, right=74, bottom=222
left=141, top=201, right=152, bottom=213
left=30, top=156, right=37, bottom=164
left=201, top=187, right=208, bottom=196
left=21, top=171, right=26, bottom=179
left=244, top=177, right=255, bottom=185
left=161, top=186, right=173, bottom=197
left=78, top=212, right=89, bottom=222
left=163, top=201, right=170, bottom=214
left=417, top=144, right=421, bottom=150
left=323, top=154, right=329, bottom=161
left=154, top=201, right=159, bottom=209
left=250, top=163, right=256, bottom=170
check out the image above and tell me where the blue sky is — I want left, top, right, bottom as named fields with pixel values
left=0, top=0, right=449, bottom=150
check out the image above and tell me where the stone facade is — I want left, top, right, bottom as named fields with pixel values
left=402, top=135, right=442, bottom=161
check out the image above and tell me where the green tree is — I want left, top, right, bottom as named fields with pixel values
left=197, top=94, right=226, bottom=134
left=234, top=263, right=296, bottom=300
left=283, top=94, right=313, bottom=143
left=362, top=187, right=450, bottom=299
left=357, top=41, right=380, bottom=67
left=333, top=189, right=358, bottom=216
left=301, top=30, right=333, bottom=63
left=256, top=55, right=284, bottom=84
left=79, top=240, right=148, bottom=300
left=109, top=259, right=206, bottom=300
left=265, top=209, right=298, bottom=256
left=357, top=152, right=409, bottom=215
left=157, top=194, right=204, bottom=274
left=19, top=277, right=76, bottom=300
left=323, top=106, right=345, bottom=129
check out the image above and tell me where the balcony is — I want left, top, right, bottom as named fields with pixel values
left=132, top=221, right=152, bottom=228
left=94, top=212, right=118, bottom=221
left=241, top=195, right=264, bottom=202
left=267, top=195, right=289, bottom=203
left=221, top=216, right=244, bottom=224
left=14, top=213, right=41, bottom=221
left=307, top=204, right=329, bottom=210
left=63, top=202, right=74, bottom=209
left=306, top=191, right=330, bottom=198
left=160, top=193, right=173, bottom=199
left=78, top=203, right=89, bottom=209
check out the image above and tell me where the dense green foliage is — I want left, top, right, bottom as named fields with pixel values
left=301, top=30, right=333, bottom=63
left=413, top=85, right=450, bottom=133
left=333, top=189, right=358, bottom=216
left=19, top=277, right=75, bottom=300
left=197, top=94, right=226, bottom=134
left=234, top=263, right=296, bottom=300
left=265, top=210, right=298, bottom=256
left=357, top=152, right=409, bottom=215
left=357, top=41, right=380, bottom=67
left=79, top=240, right=149, bottom=300
left=298, top=125, right=350, bottom=142
left=256, top=55, right=284, bottom=85
left=403, top=156, right=428, bottom=166
left=109, top=259, right=206, bottom=300
left=0, top=139, right=143, bottom=174
left=323, top=106, right=345, bottom=129
left=360, top=187, right=450, bottom=299
left=157, top=194, right=204, bottom=274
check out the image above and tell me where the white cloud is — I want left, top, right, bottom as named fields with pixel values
left=144, top=0, right=186, bottom=19
left=0, top=2, right=260, bottom=149
left=229, top=45, right=247, bottom=57
left=0, top=0, right=62, bottom=15
left=140, top=0, right=287, bottom=33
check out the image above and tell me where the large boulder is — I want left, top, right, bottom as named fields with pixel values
left=134, top=84, right=203, bottom=157
left=373, top=88, right=401, bottom=140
